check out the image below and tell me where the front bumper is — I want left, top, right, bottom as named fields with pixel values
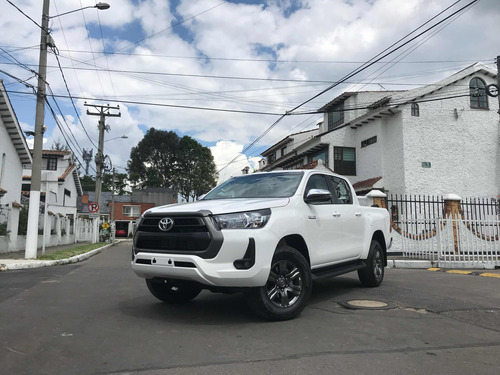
left=132, top=228, right=279, bottom=288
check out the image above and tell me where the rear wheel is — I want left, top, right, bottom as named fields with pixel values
left=246, top=245, right=312, bottom=321
left=358, top=240, right=384, bottom=287
left=146, top=279, right=202, bottom=303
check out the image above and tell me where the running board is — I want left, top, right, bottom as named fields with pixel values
left=312, top=260, right=366, bottom=280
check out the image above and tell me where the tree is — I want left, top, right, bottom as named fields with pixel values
left=127, top=129, right=217, bottom=199
left=80, top=175, right=95, bottom=192
left=102, top=172, right=129, bottom=195
left=127, top=128, right=180, bottom=189
left=174, top=136, right=217, bottom=201
left=50, top=138, right=69, bottom=151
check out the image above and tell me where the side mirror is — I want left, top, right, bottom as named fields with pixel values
left=304, top=189, right=332, bottom=204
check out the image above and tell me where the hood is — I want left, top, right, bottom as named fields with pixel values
left=144, top=198, right=290, bottom=216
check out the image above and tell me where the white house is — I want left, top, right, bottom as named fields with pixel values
left=0, top=80, right=32, bottom=205
left=0, top=80, right=32, bottom=252
left=22, top=150, right=83, bottom=245
left=261, top=63, right=499, bottom=198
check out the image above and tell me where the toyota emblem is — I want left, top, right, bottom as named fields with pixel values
left=158, top=217, right=174, bottom=232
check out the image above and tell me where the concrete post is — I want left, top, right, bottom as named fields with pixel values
left=6, top=202, right=21, bottom=251
left=444, top=194, right=462, bottom=254
left=365, top=190, right=387, bottom=208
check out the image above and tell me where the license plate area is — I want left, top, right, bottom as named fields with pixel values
left=152, top=257, right=174, bottom=267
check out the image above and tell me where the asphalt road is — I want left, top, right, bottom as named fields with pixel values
left=1, top=242, right=499, bottom=375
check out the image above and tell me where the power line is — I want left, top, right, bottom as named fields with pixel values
left=9, top=45, right=491, bottom=66
left=0, top=58, right=488, bottom=88
left=5, top=88, right=474, bottom=117
left=51, top=50, right=99, bottom=149
left=77, top=0, right=106, bottom=98
left=217, top=0, right=479, bottom=173
left=5, top=0, right=43, bottom=30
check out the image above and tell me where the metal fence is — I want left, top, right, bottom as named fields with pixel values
left=388, top=194, right=500, bottom=267
left=387, top=194, right=444, bottom=238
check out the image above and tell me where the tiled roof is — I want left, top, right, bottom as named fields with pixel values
left=294, top=159, right=334, bottom=172
left=352, top=176, right=383, bottom=191
left=58, top=164, right=76, bottom=181
left=29, top=150, right=72, bottom=156
left=0, top=80, right=32, bottom=165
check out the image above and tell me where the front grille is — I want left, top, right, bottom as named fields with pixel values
left=138, top=216, right=207, bottom=233
left=136, top=233, right=210, bottom=251
left=134, top=213, right=224, bottom=259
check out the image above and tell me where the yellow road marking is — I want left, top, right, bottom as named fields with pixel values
left=446, top=270, right=472, bottom=275
left=427, top=268, right=441, bottom=271
left=479, top=273, right=500, bottom=279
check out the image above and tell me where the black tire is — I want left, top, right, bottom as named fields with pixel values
left=358, top=240, right=385, bottom=287
left=246, top=245, right=312, bottom=321
left=146, top=279, right=202, bottom=303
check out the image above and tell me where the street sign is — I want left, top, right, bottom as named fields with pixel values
left=88, top=202, right=99, bottom=213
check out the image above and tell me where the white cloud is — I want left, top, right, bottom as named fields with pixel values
left=210, top=140, right=257, bottom=184
left=2, top=0, right=499, bottom=180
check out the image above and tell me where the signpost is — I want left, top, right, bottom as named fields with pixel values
left=88, top=202, right=99, bottom=213
left=88, top=202, right=100, bottom=243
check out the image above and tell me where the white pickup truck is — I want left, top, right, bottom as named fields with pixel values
left=132, top=169, right=392, bottom=320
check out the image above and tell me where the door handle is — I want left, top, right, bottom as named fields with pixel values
left=332, top=212, right=341, bottom=218
left=354, top=212, right=362, bottom=217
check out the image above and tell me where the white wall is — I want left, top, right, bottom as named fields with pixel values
left=401, top=72, right=499, bottom=197
left=0, top=119, right=23, bottom=205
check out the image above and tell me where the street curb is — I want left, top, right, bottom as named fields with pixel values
left=0, top=243, right=113, bottom=271
left=386, top=259, right=437, bottom=269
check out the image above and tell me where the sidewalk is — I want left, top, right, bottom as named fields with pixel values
left=0, top=241, right=126, bottom=271
left=1, top=246, right=498, bottom=274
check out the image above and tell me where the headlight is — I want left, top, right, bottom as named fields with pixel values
left=213, top=209, right=271, bottom=229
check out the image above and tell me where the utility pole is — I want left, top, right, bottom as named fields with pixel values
left=111, top=168, right=115, bottom=242
left=497, top=56, right=500, bottom=116
left=25, top=0, right=50, bottom=259
left=84, top=103, right=120, bottom=215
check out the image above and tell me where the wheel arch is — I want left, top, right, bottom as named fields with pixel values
left=372, top=230, right=387, bottom=266
left=277, top=234, right=310, bottom=265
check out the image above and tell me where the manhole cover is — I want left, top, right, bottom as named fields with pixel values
left=339, top=299, right=394, bottom=310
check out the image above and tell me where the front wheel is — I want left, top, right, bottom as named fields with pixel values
left=358, top=240, right=385, bottom=287
left=146, top=279, right=202, bottom=303
left=246, top=245, right=312, bottom=321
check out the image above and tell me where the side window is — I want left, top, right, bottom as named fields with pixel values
left=326, top=176, right=353, bottom=204
left=304, top=174, right=331, bottom=204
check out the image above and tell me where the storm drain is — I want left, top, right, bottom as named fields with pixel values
left=339, top=299, right=395, bottom=310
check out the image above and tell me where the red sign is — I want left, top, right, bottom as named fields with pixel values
left=88, top=202, right=99, bottom=213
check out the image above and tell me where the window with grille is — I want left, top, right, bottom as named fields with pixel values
left=469, top=77, right=488, bottom=109
left=411, top=103, right=419, bottom=117
left=334, top=147, right=356, bottom=176
left=123, top=205, right=141, bottom=217
left=46, top=157, right=57, bottom=171
left=327, top=102, right=345, bottom=130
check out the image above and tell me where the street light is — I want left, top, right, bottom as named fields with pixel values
left=48, top=3, right=110, bottom=18
left=25, top=0, right=110, bottom=259
left=105, top=135, right=128, bottom=142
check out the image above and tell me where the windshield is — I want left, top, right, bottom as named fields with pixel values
left=203, top=172, right=304, bottom=200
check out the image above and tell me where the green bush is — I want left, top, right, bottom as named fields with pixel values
left=18, top=205, right=28, bottom=235
left=0, top=222, right=10, bottom=237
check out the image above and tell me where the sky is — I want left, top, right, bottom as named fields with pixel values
left=1, top=0, right=498, bottom=183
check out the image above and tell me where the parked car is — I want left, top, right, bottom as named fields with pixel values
left=115, top=229, right=127, bottom=237
left=132, top=169, right=392, bottom=320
